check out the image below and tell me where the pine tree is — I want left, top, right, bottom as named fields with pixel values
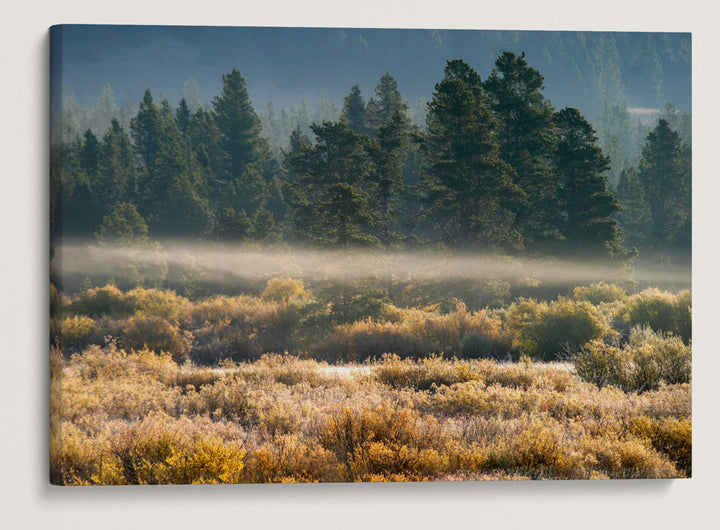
left=286, top=122, right=377, bottom=245
left=638, top=119, right=691, bottom=249
left=97, top=119, right=137, bottom=211
left=484, top=51, right=560, bottom=249
left=369, top=111, right=407, bottom=245
left=552, top=107, right=623, bottom=258
left=80, top=129, right=102, bottom=181
left=616, top=165, right=652, bottom=248
left=212, top=68, right=265, bottom=179
left=316, top=183, right=379, bottom=247
left=340, top=84, right=367, bottom=134
left=419, top=59, right=523, bottom=250
left=211, top=68, right=281, bottom=239
left=130, top=90, right=163, bottom=175
left=365, top=72, right=412, bottom=136
left=145, top=100, right=212, bottom=237
left=175, top=98, right=191, bottom=137
left=96, top=201, right=149, bottom=245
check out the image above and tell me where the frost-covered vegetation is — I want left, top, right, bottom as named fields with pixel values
left=50, top=279, right=691, bottom=484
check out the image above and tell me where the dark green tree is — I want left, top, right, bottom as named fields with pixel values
left=175, top=98, right=192, bottom=136
left=97, top=118, right=137, bottom=211
left=340, top=84, right=367, bottom=135
left=286, top=121, right=377, bottom=245
left=616, top=165, right=652, bottom=248
left=212, top=68, right=266, bottom=179
left=419, top=59, right=523, bottom=250
left=484, top=51, right=560, bottom=249
left=365, top=72, right=412, bottom=136
left=96, top=201, right=149, bottom=244
left=211, top=68, right=283, bottom=237
left=316, top=183, right=379, bottom=247
left=552, top=107, right=623, bottom=257
left=369, top=111, right=408, bottom=245
left=80, top=129, right=102, bottom=180
left=638, top=119, right=691, bottom=249
left=144, top=100, right=212, bottom=237
left=186, top=107, right=222, bottom=174
left=130, top=90, right=163, bottom=175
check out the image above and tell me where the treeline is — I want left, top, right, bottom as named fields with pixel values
left=51, top=51, right=690, bottom=258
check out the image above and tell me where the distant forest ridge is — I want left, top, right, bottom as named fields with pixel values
left=55, top=27, right=690, bottom=118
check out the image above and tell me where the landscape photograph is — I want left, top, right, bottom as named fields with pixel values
left=49, top=25, right=692, bottom=485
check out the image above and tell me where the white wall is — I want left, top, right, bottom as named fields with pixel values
left=2, top=1, right=718, bottom=528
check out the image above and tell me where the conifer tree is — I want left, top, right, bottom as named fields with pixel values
left=616, top=165, right=652, bottom=248
left=340, top=84, right=367, bottom=134
left=552, top=107, right=623, bottom=257
left=175, top=98, right=191, bottom=137
left=638, top=119, right=691, bottom=249
left=484, top=52, right=560, bottom=249
left=212, top=68, right=266, bottom=178
left=365, top=72, right=412, bottom=136
left=130, top=90, right=163, bottom=175
left=419, top=59, right=523, bottom=250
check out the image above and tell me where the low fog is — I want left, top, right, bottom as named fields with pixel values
left=55, top=242, right=691, bottom=288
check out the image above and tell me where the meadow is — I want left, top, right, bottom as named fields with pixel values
left=50, top=278, right=691, bottom=484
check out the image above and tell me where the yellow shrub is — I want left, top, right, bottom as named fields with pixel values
left=121, top=316, right=193, bottom=363
left=60, top=316, right=99, bottom=350
left=71, top=284, right=129, bottom=316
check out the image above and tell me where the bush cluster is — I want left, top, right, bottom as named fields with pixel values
left=572, top=327, right=691, bottom=392
left=51, top=343, right=691, bottom=484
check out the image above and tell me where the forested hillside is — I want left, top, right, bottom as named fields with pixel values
left=52, top=50, right=691, bottom=269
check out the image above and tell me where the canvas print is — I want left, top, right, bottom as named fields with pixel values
left=49, top=25, right=691, bottom=485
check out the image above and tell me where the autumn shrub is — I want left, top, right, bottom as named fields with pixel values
left=315, top=321, right=430, bottom=362
left=620, top=288, right=691, bottom=343
left=573, top=282, right=627, bottom=305
left=125, top=287, right=189, bottom=319
left=629, top=416, right=692, bottom=477
left=55, top=412, right=248, bottom=485
left=403, top=301, right=506, bottom=357
left=121, top=316, right=193, bottom=363
left=181, top=295, right=287, bottom=363
left=498, top=418, right=573, bottom=478
left=575, top=436, right=677, bottom=479
left=573, top=327, right=691, bottom=392
left=319, top=402, right=443, bottom=481
left=260, top=277, right=312, bottom=305
left=60, top=316, right=100, bottom=350
left=373, top=354, right=481, bottom=390
left=242, top=434, right=342, bottom=483
left=70, top=284, right=129, bottom=316
left=572, top=340, right=625, bottom=389
left=506, top=297, right=613, bottom=360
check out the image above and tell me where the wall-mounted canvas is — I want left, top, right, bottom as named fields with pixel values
left=49, top=25, right=691, bottom=485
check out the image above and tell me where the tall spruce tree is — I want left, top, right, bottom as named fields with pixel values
left=484, top=51, right=560, bottom=249
left=212, top=68, right=282, bottom=239
left=340, top=84, right=367, bottom=134
left=212, top=68, right=266, bottom=178
left=286, top=121, right=377, bottom=245
left=130, top=90, right=163, bottom=175
left=616, top=165, right=652, bottom=248
left=552, top=107, right=623, bottom=258
left=146, top=100, right=212, bottom=237
left=366, top=72, right=412, bottom=136
left=97, top=119, right=137, bottom=213
left=369, top=111, right=408, bottom=245
left=419, top=59, right=523, bottom=250
left=638, top=119, right=691, bottom=249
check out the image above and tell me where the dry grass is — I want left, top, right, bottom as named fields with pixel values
left=51, top=346, right=690, bottom=484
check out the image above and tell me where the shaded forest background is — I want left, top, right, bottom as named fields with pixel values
left=51, top=29, right=691, bottom=301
